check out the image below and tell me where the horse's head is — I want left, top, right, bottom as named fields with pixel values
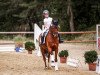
left=49, top=19, right=59, bottom=38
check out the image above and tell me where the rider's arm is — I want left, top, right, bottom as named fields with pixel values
left=42, top=25, right=45, bottom=30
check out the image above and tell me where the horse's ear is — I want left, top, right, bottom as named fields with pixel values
left=52, top=19, right=59, bottom=26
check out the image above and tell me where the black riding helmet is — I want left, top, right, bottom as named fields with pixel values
left=52, top=19, right=59, bottom=26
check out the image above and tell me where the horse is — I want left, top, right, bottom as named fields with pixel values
left=39, top=20, right=59, bottom=71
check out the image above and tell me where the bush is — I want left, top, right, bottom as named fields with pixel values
left=59, top=50, right=69, bottom=57
left=84, top=50, right=98, bottom=63
left=14, top=35, right=24, bottom=42
left=25, top=41, right=35, bottom=51
left=13, top=35, right=25, bottom=47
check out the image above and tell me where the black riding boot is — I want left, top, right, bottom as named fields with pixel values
left=58, top=34, right=63, bottom=43
left=41, top=36, right=44, bottom=44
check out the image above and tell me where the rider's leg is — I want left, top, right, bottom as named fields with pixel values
left=41, top=29, right=47, bottom=44
left=41, top=36, right=44, bottom=44
left=58, top=34, right=63, bottom=43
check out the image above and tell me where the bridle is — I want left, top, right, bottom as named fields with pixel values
left=49, top=25, right=58, bottom=38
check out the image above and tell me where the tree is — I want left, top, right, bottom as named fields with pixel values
left=0, top=0, right=100, bottom=32
left=67, top=0, right=74, bottom=32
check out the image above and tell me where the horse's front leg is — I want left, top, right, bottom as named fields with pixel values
left=55, top=48, right=58, bottom=71
left=47, top=47, right=52, bottom=68
left=43, top=54, right=47, bottom=69
left=50, top=52, right=55, bottom=67
left=47, top=47, right=55, bottom=67
left=41, top=50, right=47, bottom=69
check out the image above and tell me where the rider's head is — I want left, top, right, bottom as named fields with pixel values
left=43, top=10, right=49, bottom=18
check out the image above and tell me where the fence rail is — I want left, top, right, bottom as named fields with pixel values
left=0, top=31, right=96, bottom=34
left=0, top=32, right=34, bottom=34
left=64, top=40, right=96, bottom=43
left=59, top=31, right=96, bottom=34
left=0, top=31, right=96, bottom=43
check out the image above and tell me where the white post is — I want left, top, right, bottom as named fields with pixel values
left=34, top=23, right=42, bottom=56
left=96, top=25, right=98, bottom=49
left=96, top=24, right=100, bottom=49
left=96, top=55, right=100, bottom=74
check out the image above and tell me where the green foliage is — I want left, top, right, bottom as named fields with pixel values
left=73, top=0, right=100, bottom=31
left=0, top=0, right=100, bottom=32
left=59, top=50, right=69, bottom=57
left=37, top=0, right=48, bottom=3
left=84, top=50, right=98, bottom=63
left=25, top=41, right=35, bottom=51
left=13, top=35, right=24, bottom=42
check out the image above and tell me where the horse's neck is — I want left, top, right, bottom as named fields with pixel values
left=48, top=30, right=52, bottom=37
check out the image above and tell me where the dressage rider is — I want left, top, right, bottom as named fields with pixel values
left=42, top=10, right=53, bottom=44
left=41, top=10, right=63, bottom=44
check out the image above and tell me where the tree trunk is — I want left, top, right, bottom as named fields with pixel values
left=67, top=0, right=74, bottom=32
left=29, top=20, right=33, bottom=31
left=70, top=5, right=74, bottom=32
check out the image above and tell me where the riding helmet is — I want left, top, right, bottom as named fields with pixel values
left=43, top=10, right=49, bottom=14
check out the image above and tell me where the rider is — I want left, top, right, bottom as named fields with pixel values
left=41, top=10, right=63, bottom=44
left=41, top=10, right=53, bottom=44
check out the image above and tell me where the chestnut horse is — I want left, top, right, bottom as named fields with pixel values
left=39, top=24, right=59, bottom=71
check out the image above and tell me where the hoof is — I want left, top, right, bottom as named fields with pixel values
left=47, top=67, right=52, bottom=70
left=44, top=67, right=48, bottom=70
left=51, top=66, right=55, bottom=67
left=55, top=67, right=58, bottom=71
left=46, top=67, right=48, bottom=69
